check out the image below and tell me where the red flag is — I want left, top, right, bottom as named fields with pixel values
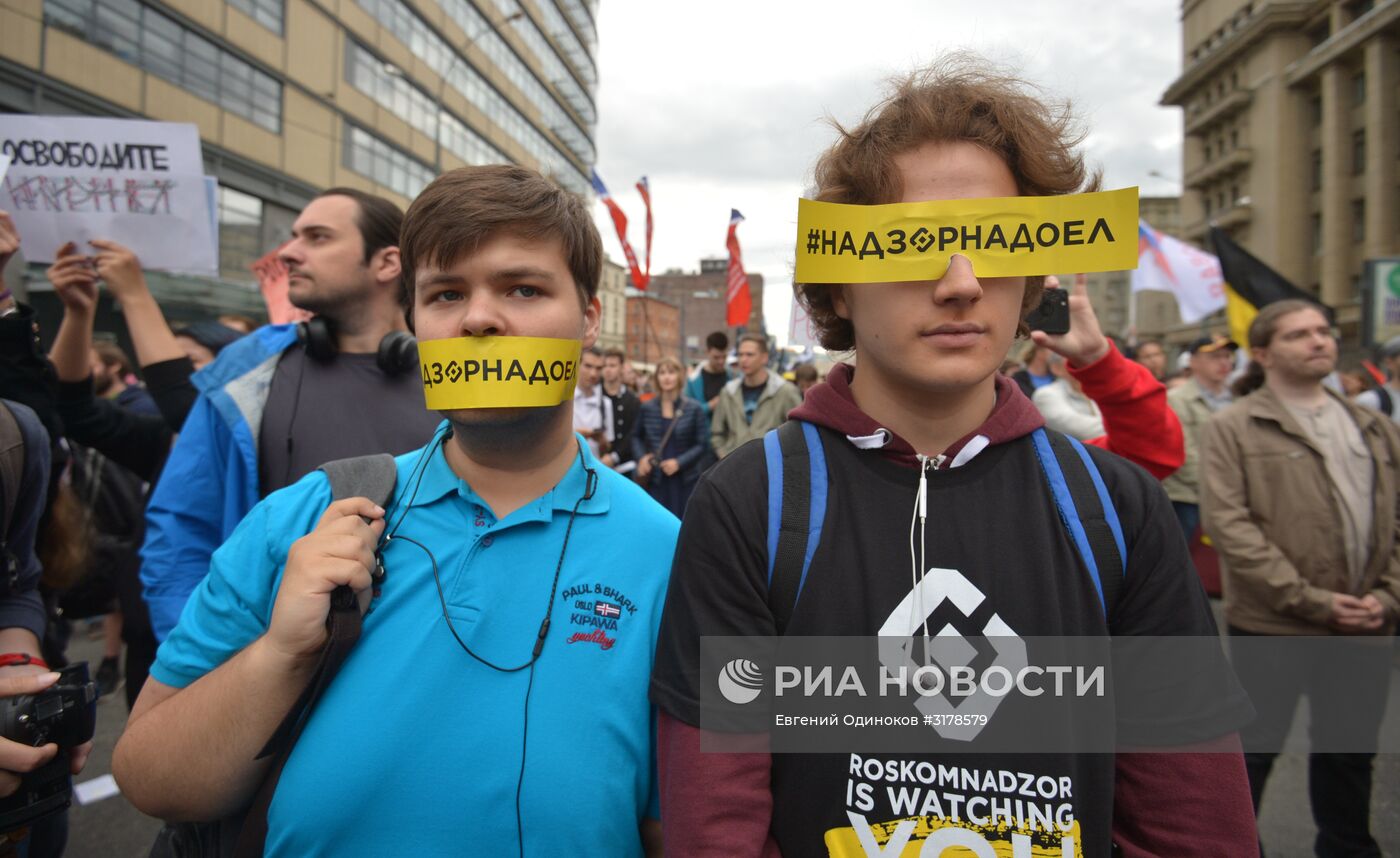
left=591, top=169, right=646, bottom=290
left=636, top=176, right=652, bottom=289
left=725, top=209, right=751, bottom=328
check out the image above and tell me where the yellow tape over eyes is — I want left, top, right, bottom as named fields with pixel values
left=794, top=187, right=1140, bottom=283
left=418, top=336, right=581, bottom=409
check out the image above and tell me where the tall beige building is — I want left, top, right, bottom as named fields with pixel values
left=1160, top=0, right=1399, bottom=338
left=0, top=0, right=598, bottom=315
left=596, top=257, right=627, bottom=352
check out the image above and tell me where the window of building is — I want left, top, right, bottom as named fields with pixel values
left=229, top=0, right=283, bottom=34
left=1309, top=94, right=1323, bottom=126
left=353, top=0, right=592, bottom=193
left=1204, top=193, right=1213, bottom=216
left=1347, top=0, right=1375, bottom=20
left=343, top=38, right=509, bottom=169
left=342, top=124, right=434, bottom=199
left=217, top=185, right=264, bottom=283
left=1311, top=214, right=1323, bottom=255
left=46, top=0, right=139, bottom=62
left=1352, top=199, right=1365, bottom=242
left=1353, top=129, right=1366, bottom=174
left=43, top=0, right=282, bottom=132
left=439, top=112, right=510, bottom=167
left=344, top=39, right=437, bottom=139
left=1230, top=184, right=1240, bottom=207
left=1230, top=128, right=1239, bottom=149
left=1310, top=149, right=1322, bottom=189
left=520, top=0, right=596, bottom=90
left=1352, top=71, right=1366, bottom=106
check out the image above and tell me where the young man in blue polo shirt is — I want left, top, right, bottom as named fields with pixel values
left=114, top=166, right=675, bottom=857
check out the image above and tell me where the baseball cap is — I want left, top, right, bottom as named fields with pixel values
left=1378, top=335, right=1400, bottom=359
left=1188, top=335, right=1239, bottom=355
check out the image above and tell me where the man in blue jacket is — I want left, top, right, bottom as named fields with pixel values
left=684, top=331, right=733, bottom=414
left=140, top=189, right=438, bottom=640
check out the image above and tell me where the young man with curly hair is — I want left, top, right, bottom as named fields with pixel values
left=651, top=62, right=1256, bottom=857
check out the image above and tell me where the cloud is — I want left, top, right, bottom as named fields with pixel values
left=589, top=0, right=1185, bottom=343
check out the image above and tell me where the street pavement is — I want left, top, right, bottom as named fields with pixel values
left=45, top=611, right=1400, bottom=856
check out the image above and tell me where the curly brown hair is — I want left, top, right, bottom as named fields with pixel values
left=796, top=57, right=1100, bottom=351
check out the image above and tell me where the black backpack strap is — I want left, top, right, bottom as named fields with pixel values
left=1029, top=428, right=1127, bottom=620
left=233, top=454, right=397, bottom=858
left=764, top=421, right=828, bottom=636
left=1378, top=386, right=1393, bottom=418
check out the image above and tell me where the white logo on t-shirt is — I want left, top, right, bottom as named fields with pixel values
left=876, top=568, right=1028, bottom=741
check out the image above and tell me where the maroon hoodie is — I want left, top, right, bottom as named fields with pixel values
left=790, top=364, right=1044, bottom=469
left=792, top=348, right=1183, bottom=480
left=656, top=365, right=1253, bottom=857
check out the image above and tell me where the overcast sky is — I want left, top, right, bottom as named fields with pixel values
left=586, top=0, right=1186, bottom=345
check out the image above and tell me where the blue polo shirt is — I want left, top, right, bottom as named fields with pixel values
left=152, top=427, right=678, bottom=857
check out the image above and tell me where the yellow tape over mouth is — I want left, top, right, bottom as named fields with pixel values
left=418, top=336, right=582, bottom=409
left=794, top=187, right=1139, bottom=283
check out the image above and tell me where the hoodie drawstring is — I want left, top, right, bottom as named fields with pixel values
left=909, top=453, right=946, bottom=656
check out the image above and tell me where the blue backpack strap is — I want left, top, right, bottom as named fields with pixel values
left=1030, top=428, right=1126, bottom=619
left=764, top=421, right=828, bottom=635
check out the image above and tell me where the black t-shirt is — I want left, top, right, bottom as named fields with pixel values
left=701, top=368, right=729, bottom=404
left=651, top=426, right=1250, bottom=858
left=258, top=346, right=440, bottom=495
left=741, top=381, right=765, bottom=424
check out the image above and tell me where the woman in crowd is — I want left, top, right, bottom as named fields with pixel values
left=632, top=356, right=708, bottom=517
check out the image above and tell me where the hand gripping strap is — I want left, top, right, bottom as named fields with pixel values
left=232, top=454, right=396, bottom=858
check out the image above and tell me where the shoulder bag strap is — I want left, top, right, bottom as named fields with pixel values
left=764, top=421, right=828, bottom=636
left=652, top=402, right=685, bottom=459
left=1029, top=428, right=1127, bottom=620
left=233, top=454, right=396, bottom=858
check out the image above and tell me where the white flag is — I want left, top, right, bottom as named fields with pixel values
left=1131, top=221, right=1226, bottom=323
left=788, top=291, right=818, bottom=352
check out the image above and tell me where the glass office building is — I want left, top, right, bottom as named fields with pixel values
left=0, top=0, right=599, bottom=317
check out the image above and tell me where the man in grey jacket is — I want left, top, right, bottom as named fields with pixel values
left=1162, top=335, right=1236, bottom=542
left=710, top=333, right=800, bottom=458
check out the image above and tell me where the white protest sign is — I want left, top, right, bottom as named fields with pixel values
left=0, top=151, right=11, bottom=184
left=0, top=115, right=217, bottom=275
left=0, top=115, right=203, bottom=174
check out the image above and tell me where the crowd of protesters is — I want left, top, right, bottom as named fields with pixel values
left=0, top=55, right=1392, bottom=858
